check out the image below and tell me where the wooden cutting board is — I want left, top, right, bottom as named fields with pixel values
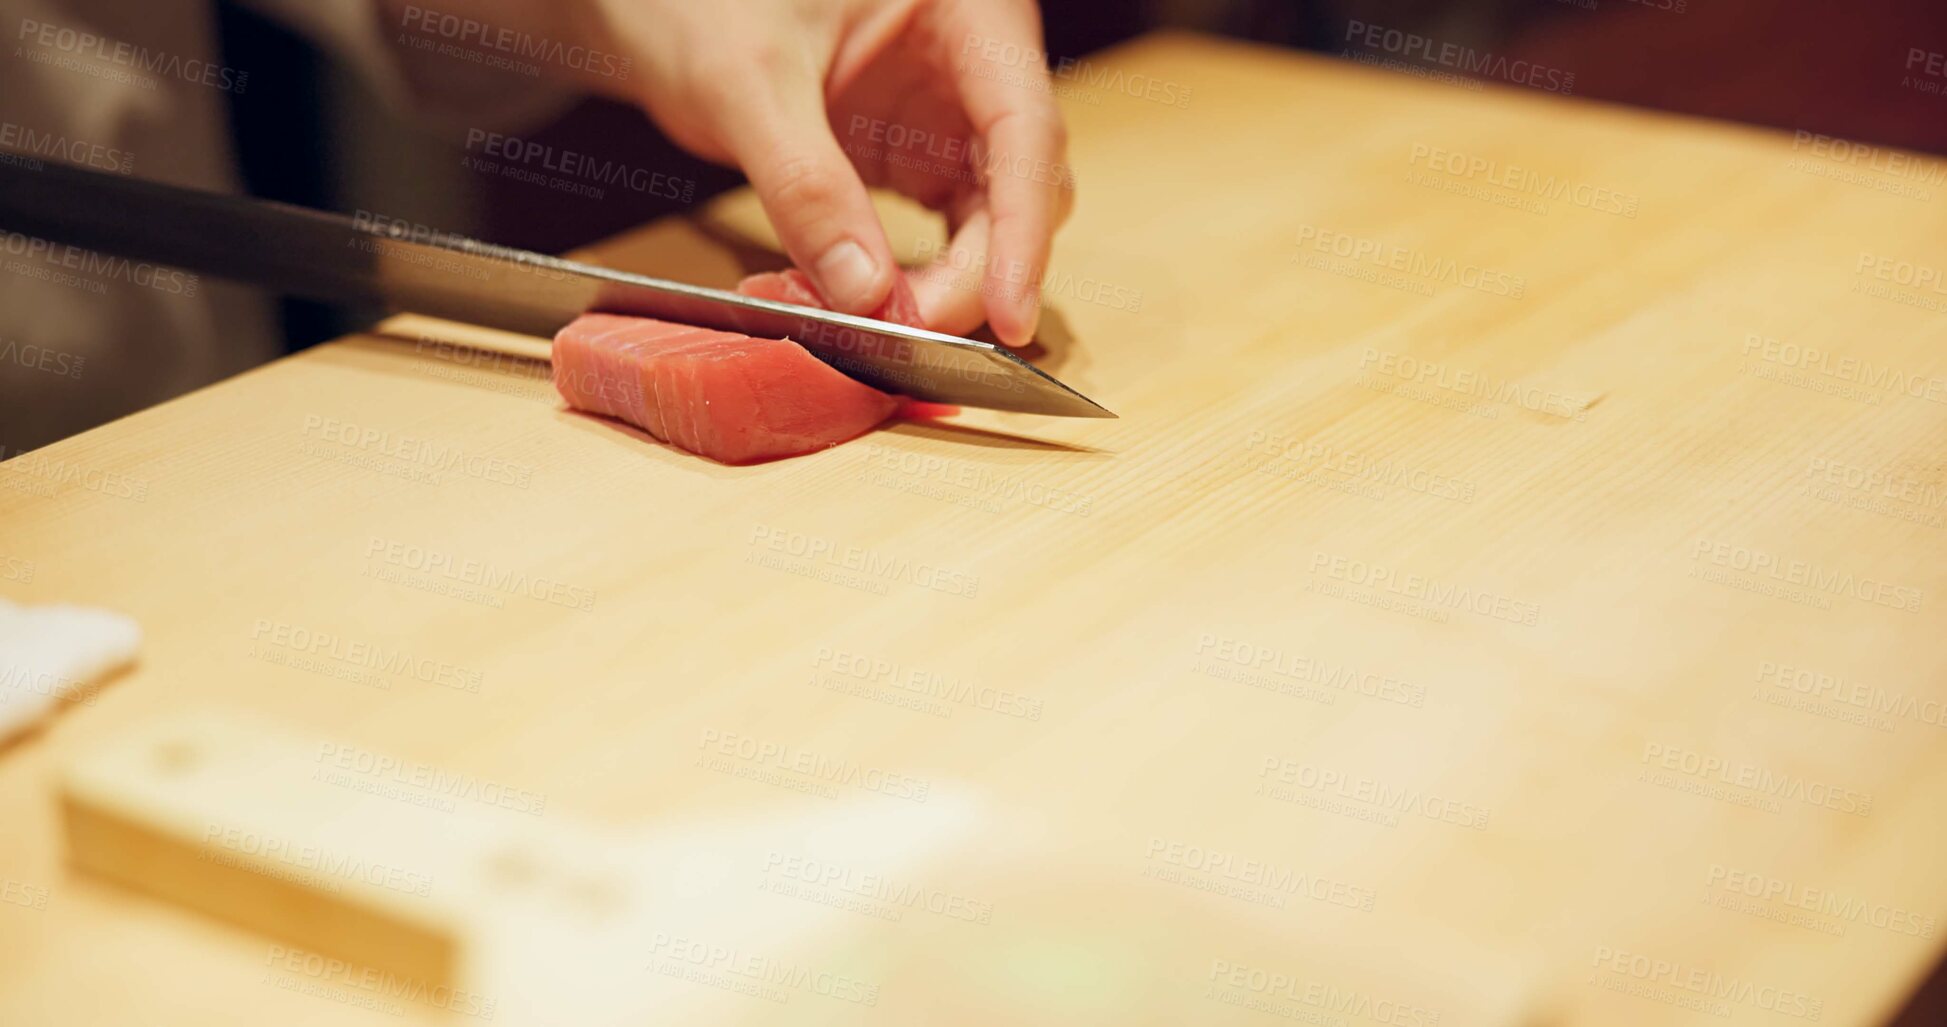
left=4, top=30, right=1946, bottom=1027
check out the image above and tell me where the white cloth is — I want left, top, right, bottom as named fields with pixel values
left=0, top=597, right=141, bottom=740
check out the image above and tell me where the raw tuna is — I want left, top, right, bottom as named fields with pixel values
left=552, top=314, right=899, bottom=464
left=552, top=268, right=930, bottom=464
left=735, top=269, right=962, bottom=419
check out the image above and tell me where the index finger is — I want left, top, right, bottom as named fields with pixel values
left=948, top=7, right=1074, bottom=346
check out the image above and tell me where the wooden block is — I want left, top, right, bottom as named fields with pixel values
left=56, top=709, right=1000, bottom=1024
left=60, top=711, right=483, bottom=988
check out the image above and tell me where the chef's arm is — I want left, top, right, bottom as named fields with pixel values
left=364, top=0, right=1071, bottom=346
left=365, top=0, right=915, bottom=319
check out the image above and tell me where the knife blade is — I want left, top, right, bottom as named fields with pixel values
left=0, top=156, right=1113, bottom=418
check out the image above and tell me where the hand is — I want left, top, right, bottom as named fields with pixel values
left=384, top=0, right=1073, bottom=345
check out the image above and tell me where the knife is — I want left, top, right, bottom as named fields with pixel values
left=0, top=157, right=1113, bottom=418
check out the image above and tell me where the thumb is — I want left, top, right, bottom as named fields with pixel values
left=726, top=100, right=897, bottom=315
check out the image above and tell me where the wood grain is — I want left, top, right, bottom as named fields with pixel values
left=4, top=31, right=1946, bottom=1026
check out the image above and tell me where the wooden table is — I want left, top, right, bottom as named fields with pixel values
left=4, top=31, right=1945, bottom=1027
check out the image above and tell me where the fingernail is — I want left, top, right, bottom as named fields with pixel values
left=814, top=240, right=881, bottom=312
left=1013, top=292, right=1042, bottom=345
left=998, top=281, right=1039, bottom=346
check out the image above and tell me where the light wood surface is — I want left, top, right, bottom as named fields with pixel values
left=5, top=30, right=1947, bottom=1026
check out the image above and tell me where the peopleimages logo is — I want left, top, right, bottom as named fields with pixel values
left=843, top=115, right=1076, bottom=189
left=1854, top=251, right=1947, bottom=307
left=1204, top=959, right=1440, bottom=1027
left=1296, top=227, right=1527, bottom=298
left=1193, top=633, right=1427, bottom=707
left=301, top=414, right=536, bottom=488
left=263, top=946, right=496, bottom=1019
left=463, top=130, right=695, bottom=202
left=762, top=851, right=996, bottom=924
left=315, top=742, right=544, bottom=814
left=0, top=121, right=132, bottom=174
left=252, top=619, right=484, bottom=695
left=1589, top=946, right=1822, bottom=1020
left=1, top=232, right=198, bottom=296
left=1406, top=143, right=1638, bottom=217
left=1690, top=539, right=1923, bottom=613
left=958, top=34, right=1193, bottom=109
left=1343, top=19, right=1574, bottom=94
left=1706, top=864, right=1936, bottom=938
left=697, top=729, right=932, bottom=802
left=363, top=537, right=596, bottom=611
left=1145, top=838, right=1379, bottom=912
left=0, top=878, right=50, bottom=911
left=1640, top=742, right=1874, bottom=816
left=1244, top=430, right=1478, bottom=503
left=1309, top=551, right=1541, bottom=627
left=399, top=5, right=630, bottom=80
left=812, top=646, right=1045, bottom=720
left=0, top=444, right=150, bottom=501
left=1258, top=757, right=1493, bottom=829
left=16, top=18, right=247, bottom=92
left=646, top=933, right=880, bottom=1006
left=0, top=337, right=85, bottom=380
left=1742, top=332, right=1947, bottom=405
left=1753, top=659, right=1944, bottom=734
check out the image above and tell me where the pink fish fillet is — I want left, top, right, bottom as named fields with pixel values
left=551, top=271, right=923, bottom=464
